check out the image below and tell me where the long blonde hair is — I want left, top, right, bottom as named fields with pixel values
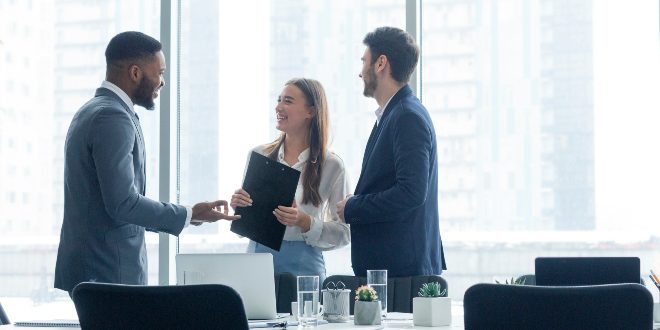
left=264, top=78, right=329, bottom=207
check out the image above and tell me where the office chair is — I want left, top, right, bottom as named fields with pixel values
left=274, top=272, right=297, bottom=313
left=0, top=300, right=10, bottom=325
left=535, top=257, right=641, bottom=286
left=463, top=283, right=653, bottom=330
left=322, top=275, right=448, bottom=314
left=516, top=273, right=644, bottom=287
left=72, top=282, right=249, bottom=330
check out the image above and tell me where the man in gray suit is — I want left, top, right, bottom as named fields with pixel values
left=54, top=31, right=239, bottom=295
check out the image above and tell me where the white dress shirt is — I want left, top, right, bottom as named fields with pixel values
left=247, top=144, right=351, bottom=251
left=100, top=81, right=193, bottom=227
left=375, top=92, right=397, bottom=125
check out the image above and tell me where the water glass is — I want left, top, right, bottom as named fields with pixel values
left=367, top=270, right=388, bottom=317
left=297, top=275, right=321, bottom=327
left=291, top=301, right=298, bottom=320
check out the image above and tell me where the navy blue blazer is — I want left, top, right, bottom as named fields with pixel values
left=54, top=88, right=187, bottom=292
left=345, top=85, right=446, bottom=277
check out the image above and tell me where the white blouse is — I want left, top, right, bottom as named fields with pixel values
left=244, top=144, right=351, bottom=251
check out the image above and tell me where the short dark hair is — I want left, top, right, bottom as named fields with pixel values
left=105, top=31, right=162, bottom=66
left=363, top=27, right=419, bottom=83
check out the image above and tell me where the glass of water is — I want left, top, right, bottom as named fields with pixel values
left=297, top=275, right=321, bottom=327
left=367, top=269, right=387, bottom=317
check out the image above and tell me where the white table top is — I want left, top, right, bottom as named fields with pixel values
left=4, top=301, right=660, bottom=330
left=1, top=310, right=464, bottom=330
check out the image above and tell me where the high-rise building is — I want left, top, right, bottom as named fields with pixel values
left=177, top=0, right=220, bottom=234
left=0, top=0, right=55, bottom=235
left=538, top=0, right=594, bottom=229
left=423, top=0, right=594, bottom=231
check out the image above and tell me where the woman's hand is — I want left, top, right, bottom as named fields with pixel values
left=230, top=188, right=252, bottom=210
left=273, top=201, right=311, bottom=232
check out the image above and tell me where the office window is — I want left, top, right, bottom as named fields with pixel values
left=2, top=0, right=658, bottom=315
left=176, top=0, right=405, bottom=276
left=422, top=0, right=660, bottom=299
left=0, top=0, right=161, bottom=320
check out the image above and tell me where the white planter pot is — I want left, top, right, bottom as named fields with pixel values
left=354, top=300, right=382, bottom=325
left=413, top=297, right=451, bottom=327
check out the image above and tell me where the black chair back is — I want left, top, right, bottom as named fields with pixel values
left=72, top=282, right=249, bottom=330
left=516, top=273, right=643, bottom=287
left=464, top=283, right=653, bottom=330
left=274, top=272, right=297, bottom=313
left=535, top=257, right=641, bottom=285
left=0, top=301, right=10, bottom=325
left=322, top=274, right=448, bottom=313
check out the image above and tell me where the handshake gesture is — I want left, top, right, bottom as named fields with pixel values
left=190, top=200, right=241, bottom=226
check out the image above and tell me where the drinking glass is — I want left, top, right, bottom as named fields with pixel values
left=297, top=275, right=321, bottom=327
left=367, top=269, right=387, bottom=317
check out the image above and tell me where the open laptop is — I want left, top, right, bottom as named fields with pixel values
left=535, top=257, right=641, bottom=286
left=176, top=253, right=278, bottom=320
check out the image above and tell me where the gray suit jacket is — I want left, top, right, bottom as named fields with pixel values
left=55, top=87, right=186, bottom=292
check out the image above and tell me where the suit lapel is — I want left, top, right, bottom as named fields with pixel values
left=130, top=113, right=147, bottom=194
left=355, top=85, right=414, bottom=193
left=355, top=122, right=379, bottom=191
left=361, top=122, right=379, bottom=170
left=95, top=88, right=147, bottom=194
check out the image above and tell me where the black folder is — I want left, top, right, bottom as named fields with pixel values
left=230, top=151, right=301, bottom=251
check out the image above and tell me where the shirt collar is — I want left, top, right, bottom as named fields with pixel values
left=375, top=93, right=396, bottom=125
left=277, top=144, right=310, bottom=166
left=101, top=80, right=135, bottom=113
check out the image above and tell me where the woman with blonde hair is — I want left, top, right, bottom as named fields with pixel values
left=231, top=78, right=350, bottom=283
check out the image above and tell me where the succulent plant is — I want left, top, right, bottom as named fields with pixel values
left=495, top=277, right=526, bottom=285
left=355, top=285, right=379, bottom=302
left=418, top=282, right=447, bottom=297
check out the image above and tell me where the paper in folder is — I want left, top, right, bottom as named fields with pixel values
left=230, top=151, right=300, bottom=251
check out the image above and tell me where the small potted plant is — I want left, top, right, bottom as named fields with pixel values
left=413, top=282, right=450, bottom=327
left=353, top=285, right=381, bottom=325
left=495, top=277, right=526, bottom=285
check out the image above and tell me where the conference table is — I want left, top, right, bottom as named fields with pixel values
left=2, top=318, right=463, bottom=330
left=3, top=302, right=659, bottom=329
left=0, top=301, right=465, bottom=329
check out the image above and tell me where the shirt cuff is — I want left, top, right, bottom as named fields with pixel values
left=301, top=215, right=322, bottom=243
left=183, top=206, right=193, bottom=228
left=344, top=196, right=354, bottom=224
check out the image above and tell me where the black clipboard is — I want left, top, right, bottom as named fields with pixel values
left=230, top=151, right=301, bottom=251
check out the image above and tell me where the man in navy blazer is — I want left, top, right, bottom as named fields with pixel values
left=54, top=32, right=240, bottom=295
left=337, top=27, right=446, bottom=277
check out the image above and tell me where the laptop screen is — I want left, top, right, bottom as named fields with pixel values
left=535, top=257, right=641, bottom=286
left=176, top=253, right=278, bottom=320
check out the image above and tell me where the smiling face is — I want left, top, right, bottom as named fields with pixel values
left=133, top=50, right=165, bottom=110
left=275, top=84, right=313, bottom=135
left=360, top=48, right=378, bottom=98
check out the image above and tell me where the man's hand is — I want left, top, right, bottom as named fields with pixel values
left=190, top=200, right=241, bottom=225
left=336, top=194, right=353, bottom=221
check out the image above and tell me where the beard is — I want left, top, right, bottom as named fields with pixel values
left=134, top=76, right=157, bottom=110
left=362, top=66, right=377, bottom=97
